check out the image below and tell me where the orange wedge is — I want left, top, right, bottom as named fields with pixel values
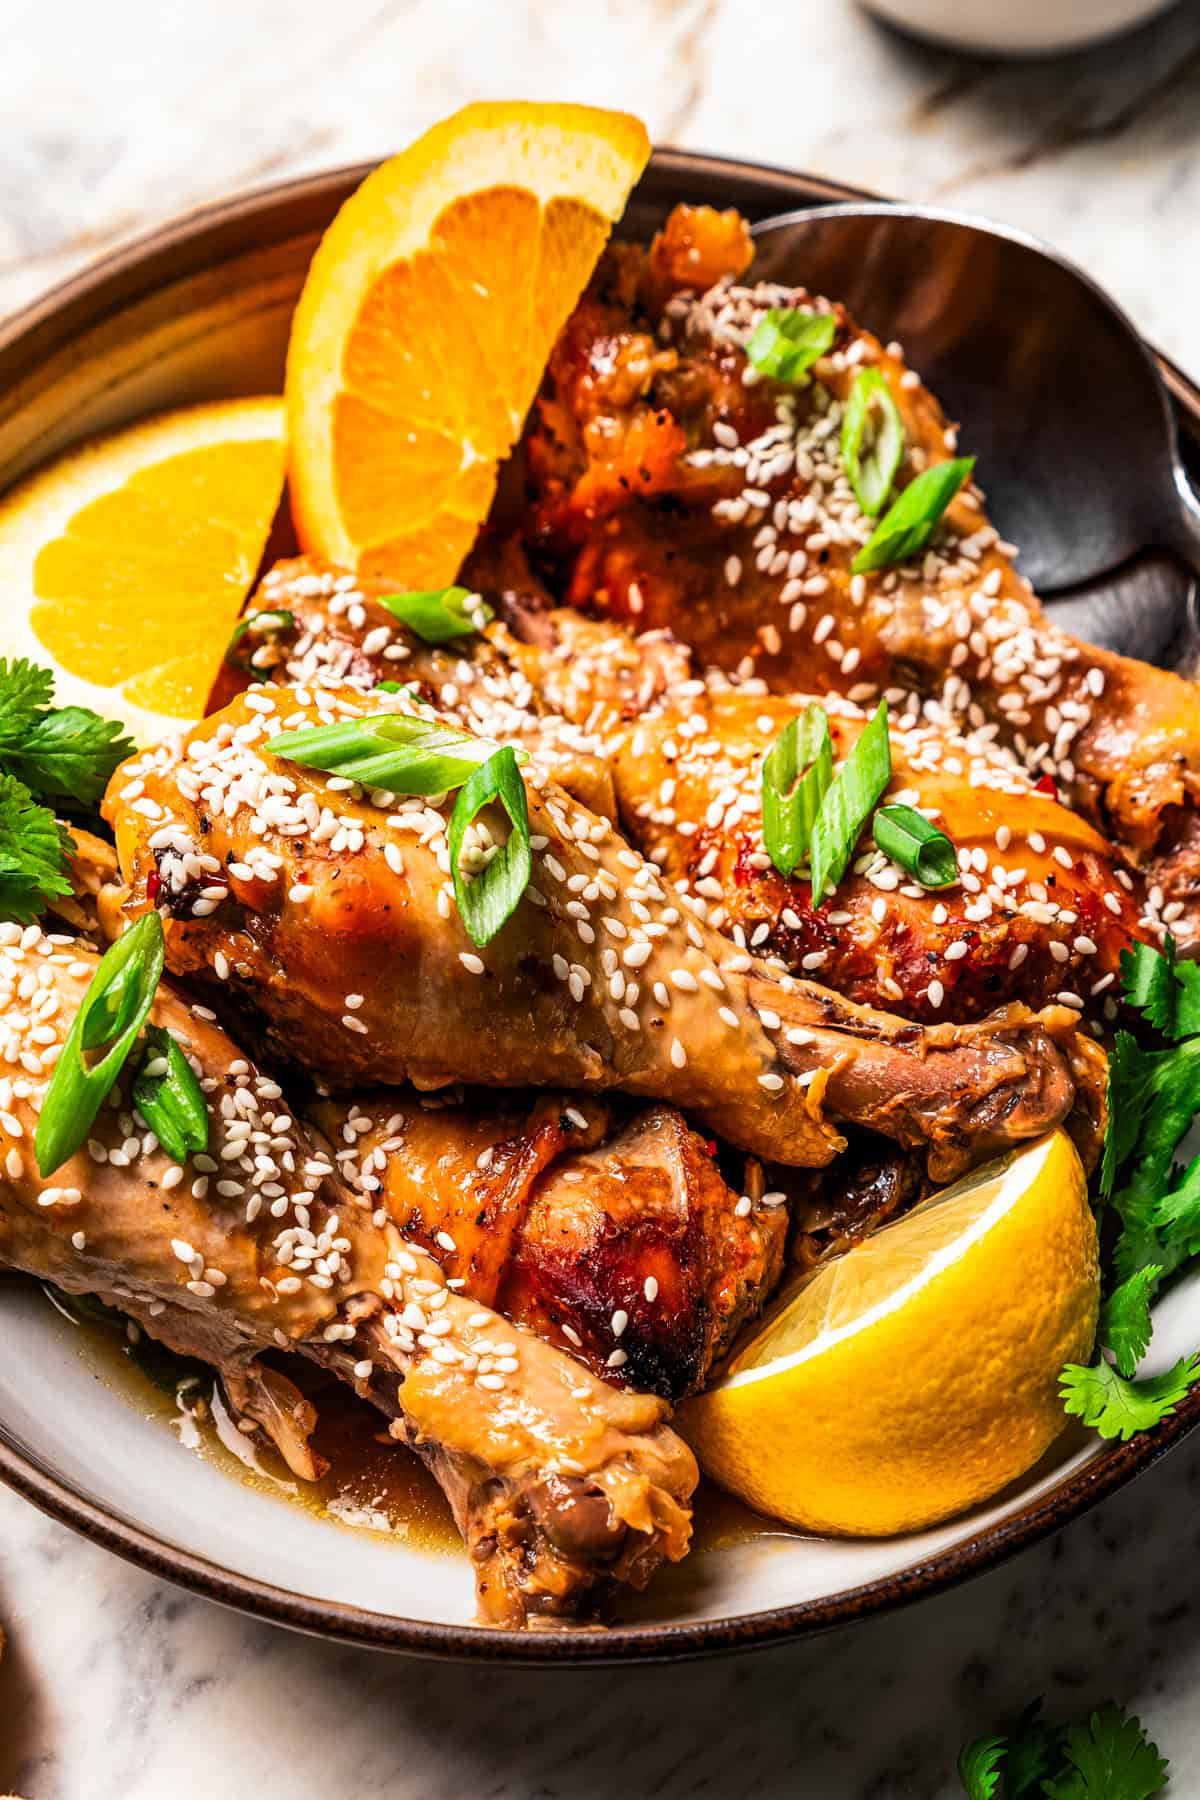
left=0, top=398, right=286, bottom=744
left=285, top=100, right=651, bottom=585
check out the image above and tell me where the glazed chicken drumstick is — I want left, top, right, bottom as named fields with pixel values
left=105, top=683, right=1094, bottom=1179
left=0, top=922, right=696, bottom=1626
left=239, top=555, right=1140, bottom=1042
left=507, top=203, right=1200, bottom=949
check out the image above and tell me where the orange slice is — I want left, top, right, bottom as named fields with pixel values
left=285, top=100, right=651, bottom=585
left=0, top=398, right=285, bottom=744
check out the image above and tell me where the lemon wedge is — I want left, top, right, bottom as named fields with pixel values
left=680, top=1129, right=1098, bottom=1536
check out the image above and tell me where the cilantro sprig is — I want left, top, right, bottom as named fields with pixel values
left=0, top=771, right=74, bottom=924
left=959, top=1699, right=1168, bottom=1799
left=0, top=660, right=133, bottom=927
left=0, top=658, right=133, bottom=807
left=1061, top=933, right=1200, bottom=1438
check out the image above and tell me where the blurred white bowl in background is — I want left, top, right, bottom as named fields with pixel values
left=863, top=0, right=1176, bottom=56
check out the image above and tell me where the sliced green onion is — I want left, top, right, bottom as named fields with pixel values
left=872, top=804, right=957, bottom=888
left=132, top=1024, right=209, bottom=1163
left=841, top=368, right=905, bottom=516
left=35, top=911, right=164, bottom=1178
left=852, top=458, right=975, bottom=575
left=271, top=713, right=522, bottom=797
left=745, top=308, right=836, bottom=385
left=761, top=704, right=833, bottom=878
left=808, top=701, right=892, bottom=904
left=448, top=747, right=531, bottom=948
left=225, top=610, right=294, bottom=678
left=380, top=587, right=494, bottom=644
left=80, top=950, right=150, bottom=1052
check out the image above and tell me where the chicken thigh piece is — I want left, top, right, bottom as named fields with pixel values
left=0, top=923, right=696, bottom=1627
left=513, top=205, right=1200, bottom=947
left=105, top=684, right=1093, bottom=1177
left=313, top=1090, right=785, bottom=1401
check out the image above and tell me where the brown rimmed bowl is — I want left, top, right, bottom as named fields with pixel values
left=1, top=149, right=1199, bottom=1666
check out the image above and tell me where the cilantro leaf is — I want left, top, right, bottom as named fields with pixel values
left=1119, top=938, right=1181, bottom=1037
left=1176, top=965, right=1200, bottom=1040
left=1003, top=1703, right=1065, bottom=1800
left=1120, top=934, right=1200, bottom=1043
left=1060, top=1353, right=1200, bottom=1441
left=0, top=658, right=55, bottom=744
left=958, top=1702, right=1065, bottom=1799
left=1101, top=1031, right=1152, bottom=1196
left=5, top=706, right=134, bottom=807
left=0, top=660, right=136, bottom=922
left=957, top=1732, right=1006, bottom=1799
left=0, top=772, right=73, bottom=924
left=1154, top=1150, right=1200, bottom=1253
left=1106, top=1035, right=1200, bottom=1212
left=1041, top=1704, right=1168, bottom=1799
left=1097, top=1267, right=1161, bottom=1378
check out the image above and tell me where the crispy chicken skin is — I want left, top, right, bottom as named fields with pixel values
left=0, top=925, right=696, bottom=1626
left=313, top=1090, right=785, bottom=1400
left=105, top=684, right=1093, bottom=1178
left=509, top=205, right=1199, bottom=947
left=605, top=689, right=1146, bottom=1027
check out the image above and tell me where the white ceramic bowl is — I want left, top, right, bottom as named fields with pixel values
left=864, top=0, right=1176, bottom=56
left=2, top=151, right=1199, bottom=1663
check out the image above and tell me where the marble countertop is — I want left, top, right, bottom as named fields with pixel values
left=4, top=1, right=1200, bottom=1794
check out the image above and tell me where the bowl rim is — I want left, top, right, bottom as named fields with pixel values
left=2, top=146, right=1200, bottom=1666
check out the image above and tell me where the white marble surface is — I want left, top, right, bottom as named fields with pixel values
left=4, top=1, right=1200, bottom=1794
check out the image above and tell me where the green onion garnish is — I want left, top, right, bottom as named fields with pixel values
left=809, top=701, right=892, bottom=903
left=841, top=368, right=905, bottom=516
left=761, top=704, right=833, bottom=878
left=132, top=1024, right=209, bottom=1163
left=872, top=804, right=957, bottom=888
left=225, top=610, right=294, bottom=678
left=380, top=587, right=493, bottom=644
left=852, top=458, right=975, bottom=574
left=35, top=911, right=165, bottom=1178
left=448, top=746, right=532, bottom=948
left=745, top=308, right=836, bottom=385
left=271, top=713, right=520, bottom=797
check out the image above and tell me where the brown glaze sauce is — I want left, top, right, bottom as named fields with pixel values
left=48, top=1285, right=789, bottom=1560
